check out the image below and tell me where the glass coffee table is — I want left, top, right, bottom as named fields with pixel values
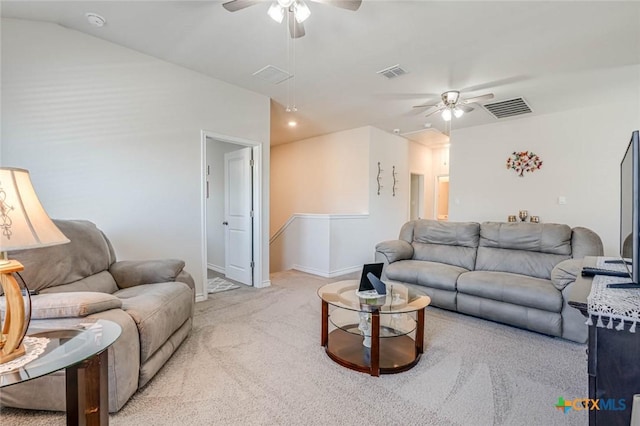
left=318, top=280, right=430, bottom=376
left=0, top=319, right=121, bottom=425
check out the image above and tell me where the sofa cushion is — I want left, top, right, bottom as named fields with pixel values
left=410, top=220, right=480, bottom=270
left=457, top=271, right=562, bottom=312
left=38, top=271, right=119, bottom=295
left=385, top=259, right=467, bottom=291
left=10, top=220, right=115, bottom=292
left=30, top=292, right=122, bottom=319
left=479, top=222, right=572, bottom=254
left=476, top=222, right=572, bottom=279
left=115, top=282, right=193, bottom=363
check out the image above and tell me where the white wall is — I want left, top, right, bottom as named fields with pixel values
left=449, top=101, right=639, bottom=255
left=1, top=19, right=271, bottom=299
left=206, top=139, right=244, bottom=272
left=270, top=126, right=413, bottom=275
left=369, top=127, right=411, bottom=242
left=270, top=127, right=370, bottom=234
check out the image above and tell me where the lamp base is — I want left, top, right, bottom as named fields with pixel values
left=0, top=260, right=28, bottom=364
left=0, top=342, right=25, bottom=363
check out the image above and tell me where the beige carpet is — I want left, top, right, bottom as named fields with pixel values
left=1, top=270, right=587, bottom=425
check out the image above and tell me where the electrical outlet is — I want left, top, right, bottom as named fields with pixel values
left=558, top=196, right=567, bottom=205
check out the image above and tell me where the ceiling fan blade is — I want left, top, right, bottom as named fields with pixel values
left=461, top=93, right=494, bottom=105
left=412, top=102, right=439, bottom=109
left=424, top=106, right=444, bottom=118
left=459, top=105, right=475, bottom=113
left=222, top=0, right=264, bottom=12
left=312, top=0, right=362, bottom=11
left=288, top=9, right=306, bottom=38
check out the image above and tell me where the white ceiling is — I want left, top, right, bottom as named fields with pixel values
left=2, top=1, right=640, bottom=146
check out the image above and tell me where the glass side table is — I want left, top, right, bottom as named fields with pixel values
left=1, top=319, right=121, bottom=425
left=318, top=280, right=431, bottom=376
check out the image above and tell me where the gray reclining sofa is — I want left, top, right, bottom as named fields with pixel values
left=0, top=219, right=195, bottom=412
left=375, top=220, right=603, bottom=343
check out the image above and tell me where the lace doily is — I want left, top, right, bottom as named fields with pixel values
left=0, top=336, right=50, bottom=374
left=587, top=272, right=640, bottom=332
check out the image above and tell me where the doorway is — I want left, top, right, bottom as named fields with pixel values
left=435, top=175, right=449, bottom=221
left=410, top=173, right=425, bottom=220
left=201, top=131, right=263, bottom=299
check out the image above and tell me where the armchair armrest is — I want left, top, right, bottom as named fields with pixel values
left=29, top=292, right=122, bottom=319
left=110, top=259, right=186, bottom=289
left=375, top=240, right=414, bottom=264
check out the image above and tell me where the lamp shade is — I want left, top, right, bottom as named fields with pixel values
left=0, top=167, right=69, bottom=252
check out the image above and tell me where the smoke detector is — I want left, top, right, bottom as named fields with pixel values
left=86, top=13, right=106, bottom=27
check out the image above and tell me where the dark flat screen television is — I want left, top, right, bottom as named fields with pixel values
left=609, top=130, right=640, bottom=288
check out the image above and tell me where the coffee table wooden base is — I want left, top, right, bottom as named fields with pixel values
left=321, top=300, right=425, bottom=376
left=326, top=328, right=421, bottom=375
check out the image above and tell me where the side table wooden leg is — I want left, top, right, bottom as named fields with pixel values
left=66, top=349, right=109, bottom=426
left=416, top=308, right=425, bottom=356
left=371, top=310, right=380, bottom=377
left=321, top=300, right=328, bottom=347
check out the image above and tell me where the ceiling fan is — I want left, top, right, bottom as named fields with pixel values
left=413, top=91, right=494, bottom=121
left=222, top=0, right=362, bottom=38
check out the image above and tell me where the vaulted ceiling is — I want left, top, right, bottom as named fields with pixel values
left=3, top=1, right=639, bottom=146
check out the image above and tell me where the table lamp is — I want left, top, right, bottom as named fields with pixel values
left=0, top=167, right=69, bottom=363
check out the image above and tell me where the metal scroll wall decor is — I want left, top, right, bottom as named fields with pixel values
left=392, top=166, right=398, bottom=197
left=376, top=163, right=399, bottom=196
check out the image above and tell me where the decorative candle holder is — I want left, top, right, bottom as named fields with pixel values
left=518, top=210, right=528, bottom=222
left=530, top=216, right=540, bottom=223
left=508, top=215, right=517, bottom=223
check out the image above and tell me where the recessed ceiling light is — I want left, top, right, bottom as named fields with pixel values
left=86, top=13, right=106, bottom=27
left=288, top=121, right=297, bottom=127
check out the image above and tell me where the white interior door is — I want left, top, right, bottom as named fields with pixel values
left=224, top=147, right=253, bottom=285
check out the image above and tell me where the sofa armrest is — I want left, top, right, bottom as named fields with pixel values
left=29, top=292, right=122, bottom=319
left=571, top=227, right=604, bottom=258
left=375, top=240, right=413, bottom=264
left=551, top=258, right=584, bottom=291
left=109, top=259, right=186, bottom=289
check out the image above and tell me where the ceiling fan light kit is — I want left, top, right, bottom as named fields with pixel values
left=223, top=0, right=361, bottom=38
left=293, top=1, right=311, bottom=23
left=268, top=0, right=310, bottom=24
left=267, top=3, right=285, bottom=23
left=444, top=91, right=460, bottom=104
left=414, top=90, right=495, bottom=122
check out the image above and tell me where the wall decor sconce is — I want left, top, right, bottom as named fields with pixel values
left=377, top=162, right=383, bottom=195
left=392, top=165, right=398, bottom=197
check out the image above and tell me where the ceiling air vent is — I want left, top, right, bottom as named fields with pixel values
left=482, top=97, right=532, bottom=119
left=252, top=65, right=292, bottom=85
left=377, top=64, right=407, bottom=79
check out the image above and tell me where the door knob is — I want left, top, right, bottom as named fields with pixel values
left=222, top=221, right=229, bottom=226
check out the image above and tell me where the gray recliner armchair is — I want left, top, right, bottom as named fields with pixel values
left=0, top=219, right=195, bottom=412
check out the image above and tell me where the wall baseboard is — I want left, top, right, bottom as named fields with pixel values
left=207, top=264, right=225, bottom=274
left=255, top=279, right=271, bottom=289
left=292, top=264, right=361, bottom=279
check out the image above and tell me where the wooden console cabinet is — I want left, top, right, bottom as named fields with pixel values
left=569, top=262, right=640, bottom=426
